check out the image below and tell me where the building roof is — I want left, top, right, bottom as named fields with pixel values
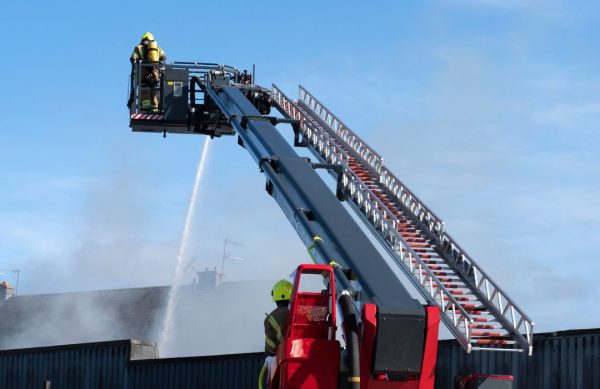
left=0, top=279, right=276, bottom=357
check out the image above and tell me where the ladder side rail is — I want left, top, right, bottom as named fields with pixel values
left=272, top=86, right=350, bottom=166
left=295, top=100, right=381, bottom=179
left=297, top=87, right=446, bottom=240
left=296, top=86, right=534, bottom=354
left=296, top=95, right=448, bottom=259
left=298, top=86, right=384, bottom=173
left=295, top=99, right=445, bottom=255
left=276, top=87, right=534, bottom=354
left=304, top=118, right=532, bottom=354
left=274, top=87, right=402, bottom=238
left=276, top=88, right=460, bottom=298
left=337, top=168, right=476, bottom=351
left=275, top=86, right=410, bottom=237
left=273, top=90, right=477, bottom=352
left=378, top=168, right=446, bottom=238
left=439, top=233, right=534, bottom=354
left=308, top=130, right=475, bottom=351
left=341, top=196, right=474, bottom=352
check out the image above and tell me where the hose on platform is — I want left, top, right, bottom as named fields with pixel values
left=339, top=293, right=360, bottom=389
left=258, top=363, right=267, bottom=389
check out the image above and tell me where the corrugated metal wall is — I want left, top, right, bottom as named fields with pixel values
left=0, top=340, right=263, bottom=389
left=0, top=340, right=137, bottom=389
left=435, top=329, right=600, bottom=389
left=1, top=329, right=599, bottom=388
left=127, top=353, right=264, bottom=389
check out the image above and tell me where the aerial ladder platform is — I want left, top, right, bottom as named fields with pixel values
left=128, top=61, right=533, bottom=388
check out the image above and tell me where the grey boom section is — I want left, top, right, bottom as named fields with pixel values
left=218, top=86, right=422, bottom=313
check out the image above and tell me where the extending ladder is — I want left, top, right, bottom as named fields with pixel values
left=272, top=84, right=534, bottom=355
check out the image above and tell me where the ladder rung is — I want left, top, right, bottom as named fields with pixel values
left=424, top=271, right=453, bottom=276
left=470, top=324, right=501, bottom=329
left=443, top=296, right=474, bottom=302
left=471, top=331, right=502, bottom=337
left=407, top=243, right=432, bottom=248
left=467, top=310, right=490, bottom=315
left=417, top=254, right=433, bottom=259
left=433, top=282, right=463, bottom=289
left=471, top=339, right=515, bottom=345
left=411, top=259, right=442, bottom=265
left=425, top=265, right=444, bottom=271
left=412, top=248, right=432, bottom=253
left=400, top=231, right=421, bottom=238
left=405, top=238, right=429, bottom=243
left=406, top=252, right=433, bottom=259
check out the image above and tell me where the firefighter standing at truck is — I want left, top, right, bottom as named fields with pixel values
left=260, top=279, right=292, bottom=387
left=129, top=32, right=166, bottom=111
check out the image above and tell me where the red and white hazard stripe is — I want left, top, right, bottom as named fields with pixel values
left=131, top=113, right=164, bottom=120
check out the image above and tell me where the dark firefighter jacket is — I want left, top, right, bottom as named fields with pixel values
left=130, top=41, right=166, bottom=63
left=264, top=305, right=289, bottom=356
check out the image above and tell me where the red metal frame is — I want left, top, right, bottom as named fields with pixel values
left=458, top=374, right=514, bottom=388
left=359, top=305, right=440, bottom=389
left=287, top=264, right=337, bottom=340
left=271, top=264, right=340, bottom=389
left=270, top=265, right=441, bottom=389
left=460, top=374, right=513, bottom=383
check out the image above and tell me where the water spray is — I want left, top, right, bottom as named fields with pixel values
left=158, top=136, right=211, bottom=355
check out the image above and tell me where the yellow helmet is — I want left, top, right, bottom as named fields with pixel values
left=141, top=32, right=154, bottom=41
left=272, top=279, right=292, bottom=302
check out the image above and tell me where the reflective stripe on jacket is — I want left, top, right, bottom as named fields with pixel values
left=264, top=305, right=289, bottom=356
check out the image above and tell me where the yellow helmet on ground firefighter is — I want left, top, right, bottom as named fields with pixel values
left=271, top=279, right=292, bottom=302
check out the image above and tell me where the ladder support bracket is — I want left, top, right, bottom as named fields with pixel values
left=311, top=163, right=346, bottom=202
left=293, top=125, right=308, bottom=148
left=240, top=115, right=300, bottom=130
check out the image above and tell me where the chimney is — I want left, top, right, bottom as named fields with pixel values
left=194, top=269, right=219, bottom=290
left=0, top=281, right=15, bottom=301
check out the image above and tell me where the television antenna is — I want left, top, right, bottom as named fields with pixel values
left=221, top=238, right=245, bottom=281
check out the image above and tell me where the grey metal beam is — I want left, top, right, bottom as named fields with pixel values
left=210, top=85, right=426, bottom=373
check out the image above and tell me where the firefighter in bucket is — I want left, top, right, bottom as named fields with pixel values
left=129, top=32, right=166, bottom=111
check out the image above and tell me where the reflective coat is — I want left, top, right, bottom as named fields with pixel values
left=264, top=305, right=289, bottom=356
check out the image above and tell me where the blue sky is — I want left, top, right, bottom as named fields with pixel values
left=1, top=0, right=599, bottom=333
